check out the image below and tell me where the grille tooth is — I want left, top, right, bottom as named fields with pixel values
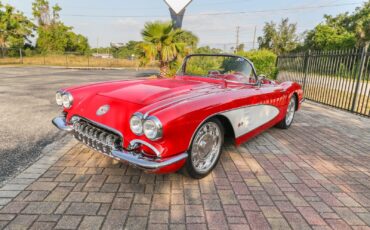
left=83, top=125, right=89, bottom=134
left=72, top=119, right=122, bottom=155
left=94, top=130, right=100, bottom=139
left=88, top=127, right=94, bottom=136
left=79, top=124, right=85, bottom=132
left=99, top=133, right=107, bottom=142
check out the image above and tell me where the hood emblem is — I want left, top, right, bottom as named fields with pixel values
left=96, top=105, right=110, bottom=116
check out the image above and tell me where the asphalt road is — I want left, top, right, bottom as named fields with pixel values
left=0, top=66, right=157, bottom=185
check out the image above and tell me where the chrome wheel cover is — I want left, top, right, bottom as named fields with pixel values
left=191, top=122, right=222, bottom=173
left=286, top=97, right=296, bottom=125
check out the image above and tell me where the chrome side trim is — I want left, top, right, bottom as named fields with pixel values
left=187, top=104, right=280, bottom=149
left=111, top=150, right=188, bottom=171
left=143, top=87, right=227, bottom=118
left=130, top=139, right=161, bottom=157
left=52, top=116, right=73, bottom=132
left=221, top=104, right=279, bottom=137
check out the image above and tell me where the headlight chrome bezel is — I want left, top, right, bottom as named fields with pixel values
left=130, top=113, right=163, bottom=141
left=62, top=92, right=74, bottom=109
left=56, top=91, right=74, bottom=109
left=130, top=112, right=144, bottom=136
left=55, top=91, right=63, bottom=106
left=143, top=116, right=163, bottom=141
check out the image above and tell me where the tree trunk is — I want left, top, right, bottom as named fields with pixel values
left=159, top=62, right=169, bottom=78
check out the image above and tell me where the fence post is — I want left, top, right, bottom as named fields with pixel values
left=302, top=50, right=311, bottom=92
left=19, top=48, right=23, bottom=64
left=65, top=53, right=68, bottom=68
left=351, top=46, right=367, bottom=112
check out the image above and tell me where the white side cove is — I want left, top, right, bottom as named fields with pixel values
left=221, top=105, right=280, bottom=138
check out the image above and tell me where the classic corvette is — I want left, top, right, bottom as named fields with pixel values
left=52, top=54, right=303, bottom=178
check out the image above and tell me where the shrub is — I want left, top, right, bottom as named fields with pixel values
left=238, top=49, right=278, bottom=79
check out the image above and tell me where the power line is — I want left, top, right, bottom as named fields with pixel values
left=23, top=2, right=361, bottom=19
left=194, top=2, right=362, bottom=16
left=68, top=0, right=254, bottom=11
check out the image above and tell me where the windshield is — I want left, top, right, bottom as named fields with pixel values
left=181, top=55, right=256, bottom=84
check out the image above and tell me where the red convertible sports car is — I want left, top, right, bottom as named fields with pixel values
left=53, top=54, right=303, bottom=178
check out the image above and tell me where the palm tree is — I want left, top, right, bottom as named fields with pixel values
left=139, top=21, right=186, bottom=77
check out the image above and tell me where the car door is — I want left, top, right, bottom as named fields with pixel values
left=257, top=79, right=288, bottom=121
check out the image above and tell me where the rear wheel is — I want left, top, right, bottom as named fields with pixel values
left=276, top=95, right=297, bottom=129
left=184, top=118, right=224, bottom=179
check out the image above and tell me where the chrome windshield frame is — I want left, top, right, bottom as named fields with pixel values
left=179, top=54, right=258, bottom=83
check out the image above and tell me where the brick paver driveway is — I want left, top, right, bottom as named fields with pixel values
left=0, top=102, right=370, bottom=230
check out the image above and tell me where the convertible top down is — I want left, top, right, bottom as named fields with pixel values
left=53, top=54, right=303, bottom=178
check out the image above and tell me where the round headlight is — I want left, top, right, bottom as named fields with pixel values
left=56, top=91, right=63, bottom=106
left=62, top=92, right=73, bottom=109
left=130, top=113, right=143, bottom=135
left=143, top=116, right=162, bottom=140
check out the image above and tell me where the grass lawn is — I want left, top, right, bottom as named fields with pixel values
left=0, top=55, right=140, bottom=68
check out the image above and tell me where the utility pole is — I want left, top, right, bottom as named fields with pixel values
left=252, top=26, right=257, bottom=50
left=235, top=26, right=240, bottom=53
left=96, top=37, right=99, bottom=55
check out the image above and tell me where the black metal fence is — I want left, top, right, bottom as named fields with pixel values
left=277, top=47, right=370, bottom=117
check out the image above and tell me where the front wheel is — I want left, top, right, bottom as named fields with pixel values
left=276, top=95, right=297, bottom=129
left=184, top=118, right=224, bottom=179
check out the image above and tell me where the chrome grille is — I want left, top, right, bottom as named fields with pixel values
left=72, top=119, right=123, bottom=155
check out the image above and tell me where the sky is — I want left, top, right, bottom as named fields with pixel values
left=2, top=0, right=366, bottom=51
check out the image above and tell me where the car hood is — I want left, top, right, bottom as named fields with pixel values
left=97, top=79, right=223, bottom=106
left=66, top=78, right=228, bottom=145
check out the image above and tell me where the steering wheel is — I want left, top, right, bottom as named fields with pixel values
left=207, top=70, right=221, bottom=78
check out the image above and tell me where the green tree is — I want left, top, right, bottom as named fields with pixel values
left=0, top=2, right=34, bottom=49
left=238, top=49, right=278, bottom=79
left=195, top=46, right=222, bottom=54
left=303, top=1, right=369, bottom=50
left=32, top=0, right=89, bottom=54
left=173, top=30, right=199, bottom=49
left=113, top=41, right=141, bottom=59
left=304, top=24, right=356, bottom=50
left=351, top=1, right=370, bottom=49
left=36, top=24, right=69, bottom=53
left=66, top=32, right=89, bottom=53
left=138, top=21, right=187, bottom=77
left=258, top=18, right=299, bottom=54
left=236, top=44, right=245, bottom=52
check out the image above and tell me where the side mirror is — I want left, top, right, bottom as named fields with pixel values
left=256, top=75, right=266, bottom=87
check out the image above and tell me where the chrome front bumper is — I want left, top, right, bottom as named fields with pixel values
left=52, top=116, right=74, bottom=132
left=111, top=150, right=188, bottom=171
left=52, top=116, right=188, bottom=171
